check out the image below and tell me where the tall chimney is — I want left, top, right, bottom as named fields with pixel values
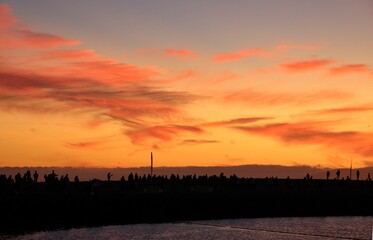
left=349, top=158, right=352, bottom=180
left=151, top=152, right=153, bottom=176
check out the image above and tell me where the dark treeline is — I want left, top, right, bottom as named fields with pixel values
left=1, top=169, right=373, bottom=235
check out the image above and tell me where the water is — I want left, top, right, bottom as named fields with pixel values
left=2, top=217, right=373, bottom=240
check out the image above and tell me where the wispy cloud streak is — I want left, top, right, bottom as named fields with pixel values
left=234, top=121, right=373, bottom=157
left=281, top=59, right=333, bottom=72
left=0, top=4, right=204, bottom=148
left=213, top=44, right=321, bottom=63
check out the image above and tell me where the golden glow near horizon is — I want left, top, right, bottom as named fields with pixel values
left=0, top=1, right=373, bottom=168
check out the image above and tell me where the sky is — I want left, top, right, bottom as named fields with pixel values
left=0, top=1, right=372, bottom=169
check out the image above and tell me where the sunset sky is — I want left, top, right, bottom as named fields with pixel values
left=0, top=1, right=372, bottom=169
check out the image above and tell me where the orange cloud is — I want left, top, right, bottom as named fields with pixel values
left=309, top=106, right=373, bottom=115
left=53, top=88, right=196, bottom=120
left=63, top=134, right=119, bottom=150
left=68, top=60, right=160, bottom=83
left=182, top=139, right=220, bottom=145
left=126, top=125, right=205, bottom=144
left=223, top=89, right=352, bottom=106
left=0, top=95, right=70, bottom=114
left=165, top=48, right=196, bottom=58
left=0, top=29, right=80, bottom=49
left=123, top=117, right=270, bottom=145
left=26, top=51, right=162, bottom=84
left=234, top=121, right=373, bottom=158
left=135, top=49, right=158, bottom=55
left=213, top=43, right=321, bottom=63
left=201, top=117, right=271, bottom=127
left=281, top=58, right=333, bottom=72
left=136, top=48, right=197, bottom=60
left=213, top=48, right=269, bottom=63
left=65, top=141, right=104, bottom=150
left=159, top=69, right=197, bottom=85
left=0, top=70, right=68, bottom=90
left=0, top=65, right=199, bottom=131
left=275, top=44, right=321, bottom=51
left=329, top=64, right=370, bottom=75
left=39, top=49, right=100, bottom=60
left=205, top=71, right=240, bottom=85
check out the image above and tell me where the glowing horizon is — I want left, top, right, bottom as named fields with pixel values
left=1, top=1, right=373, bottom=169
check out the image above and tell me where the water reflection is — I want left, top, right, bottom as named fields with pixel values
left=2, top=216, right=372, bottom=240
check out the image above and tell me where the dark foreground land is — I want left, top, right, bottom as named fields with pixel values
left=1, top=173, right=373, bottom=235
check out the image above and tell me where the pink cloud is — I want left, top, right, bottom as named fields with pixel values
left=0, top=4, right=79, bottom=49
left=0, top=4, right=16, bottom=30
left=281, top=58, right=333, bottom=72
